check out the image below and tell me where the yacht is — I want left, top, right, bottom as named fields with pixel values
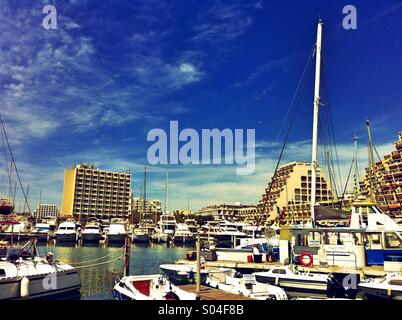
left=55, top=220, right=77, bottom=243
left=107, top=223, right=127, bottom=244
left=173, top=223, right=195, bottom=244
left=0, top=240, right=81, bottom=299
left=159, top=263, right=224, bottom=285
left=112, top=274, right=196, bottom=300
left=184, top=219, right=199, bottom=236
left=30, top=223, right=51, bottom=242
left=358, top=273, right=402, bottom=300
left=81, top=223, right=102, bottom=243
left=253, top=266, right=333, bottom=295
left=132, top=226, right=150, bottom=243
left=151, top=214, right=176, bottom=243
left=199, top=220, right=247, bottom=248
left=206, top=269, right=288, bottom=300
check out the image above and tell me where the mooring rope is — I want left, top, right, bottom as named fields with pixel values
left=67, top=244, right=126, bottom=266
left=72, top=254, right=125, bottom=269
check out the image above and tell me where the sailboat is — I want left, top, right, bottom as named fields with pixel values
left=132, top=167, right=150, bottom=243
left=151, top=168, right=175, bottom=243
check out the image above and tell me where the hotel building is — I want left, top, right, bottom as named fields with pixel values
left=61, top=164, right=131, bottom=220
left=131, top=197, right=162, bottom=217
left=257, top=162, right=334, bottom=225
left=195, top=203, right=258, bottom=221
left=33, top=204, right=60, bottom=219
left=359, top=132, right=402, bottom=214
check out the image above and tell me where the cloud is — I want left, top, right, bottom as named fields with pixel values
left=191, top=2, right=256, bottom=43
left=233, top=55, right=295, bottom=88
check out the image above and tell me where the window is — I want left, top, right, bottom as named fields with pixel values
left=0, top=269, right=5, bottom=277
left=384, top=232, right=402, bottom=249
left=272, top=268, right=287, bottom=274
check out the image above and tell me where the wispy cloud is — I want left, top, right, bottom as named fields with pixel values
left=232, top=55, right=295, bottom=88
left=191, top=1, right=257, bottom=43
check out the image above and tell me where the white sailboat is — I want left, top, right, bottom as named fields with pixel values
left=0, top=240, right=80, bottom=299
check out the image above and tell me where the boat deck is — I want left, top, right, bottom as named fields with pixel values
left=179, top=285, right=254, bottom=300
left=177, top=259, right=387, bottom=277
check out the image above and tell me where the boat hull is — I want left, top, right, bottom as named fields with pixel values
left=254, top=274, right=329, bottom=294
left=0, top=270, right=81, bottom=300
left=359, top=285, right=402, bottom=300
left=132, top=234, right=149, bottom=243
left=56, top=233, right=77, bottom=243
left=81, top=233, right=101, bottom=243
left=173, top=235, right=195, bottom=244
left=107, top=234, right=127, bottom=244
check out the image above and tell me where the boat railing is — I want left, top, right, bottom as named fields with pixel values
left=326, top=250, right=358, bottom=270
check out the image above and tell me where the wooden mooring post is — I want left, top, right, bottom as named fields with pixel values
left=196, top=233, right=201, bottom=295
left=124, top=236, right=131, bottom=276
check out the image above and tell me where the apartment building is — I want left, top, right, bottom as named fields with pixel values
left=61, top=164, right=131, bottom=220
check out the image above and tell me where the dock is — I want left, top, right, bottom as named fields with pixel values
left=180, top=285, right=254, bottom=300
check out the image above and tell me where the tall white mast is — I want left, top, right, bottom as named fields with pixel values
left=310, top=20, right=323, bottom=227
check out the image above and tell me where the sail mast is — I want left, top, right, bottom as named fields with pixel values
left=310, top=20, right=323, bottom=227
left=366, top=120, right=377, bottom=201
left=143, top=166, right=147, bottom=221
left=164, top=167, right=169, bottom=214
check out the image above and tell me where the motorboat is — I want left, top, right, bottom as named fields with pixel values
left=159, top=263, right=224, bottom=285
left=55, top=220, right=77, bottom=243
left=184, top=219, right=199, bottom=235
left=112, top=274, right=196, bottom=300
left=30, top=223, right=51, bottom=242
left=81, top=223, right=102, bottom=243
left=107, top=223, right=128, bottom=244
left=206, top=269, right=288, bottom=300
left=253, top=266, right=333, bottom=294
left=199, top=221, right=247, bottom=248
left=358, top=273, right=402, bottom=300
left=132, top=227, right=150, bottom=243
left=0, top=241, right=81, bottom=299
left=173, top=223, right=195, bottom=244
left=151, top=214, right=176, bottom=243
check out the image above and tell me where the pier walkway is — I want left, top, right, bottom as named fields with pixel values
left=179, top=285, right=254, bottom=300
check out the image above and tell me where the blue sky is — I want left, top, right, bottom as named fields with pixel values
left=0, top=0, right=401, bottom=212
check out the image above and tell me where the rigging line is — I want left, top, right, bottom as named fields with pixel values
left=318, top=120, right=339, bottom=199
left=340, top=158, right=355, bottom=207
left=373, top=144, right=402, bottom=210
left=321, top=54, right=343, bottom=194
left=274, top=45, right=316, bottom=143
left=0, top=115, right=31, bottom=214
left=257, top=45, right=315, bottom=227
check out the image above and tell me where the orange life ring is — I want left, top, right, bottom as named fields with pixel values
left=299, top=252, right=313, bottom=267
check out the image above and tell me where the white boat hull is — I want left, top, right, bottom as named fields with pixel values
left=0, top=270, right=81, bottom=300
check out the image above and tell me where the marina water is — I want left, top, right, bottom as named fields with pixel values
left=36, top=243, right=190, bottom=300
